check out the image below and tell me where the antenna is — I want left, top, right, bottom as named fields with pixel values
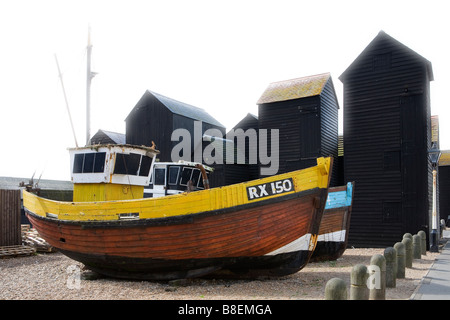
left=54, top=54, right=79, bottom=148
left=86, top=25, right=97, bottom=146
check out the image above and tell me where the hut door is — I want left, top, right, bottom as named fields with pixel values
left=400, top=94, right=422, bottom=232
left=299, top=106, right=320, bottom=159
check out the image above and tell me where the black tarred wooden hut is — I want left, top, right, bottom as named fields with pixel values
left=257, top=73, right=340, bottom=186
left=212, top=113, right=260, bottom=187
left=125, top=90, right=225, bottom=163
left=339, top=31, right=434, bottom=247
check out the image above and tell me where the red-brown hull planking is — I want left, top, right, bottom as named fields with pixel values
left=26, top=188, right=327, bottom=280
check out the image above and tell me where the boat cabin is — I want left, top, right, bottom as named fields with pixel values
left=145, top=161, right=213, bottom=198
left=69, top=144, right=212, bottom=202
left=69, top=144, right=159, bottom=202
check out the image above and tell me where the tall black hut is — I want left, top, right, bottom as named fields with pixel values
left=257, top=73, right=340, bottom=186
left=339, top=31, right=434, bottom=247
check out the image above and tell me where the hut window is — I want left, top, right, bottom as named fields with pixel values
left=168, top=166, right=180, bottom=185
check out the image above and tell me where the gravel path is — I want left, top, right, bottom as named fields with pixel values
left=0, top=247, right=438, bottom=300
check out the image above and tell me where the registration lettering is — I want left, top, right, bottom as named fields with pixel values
left=247, top=178, right=294, bottom=200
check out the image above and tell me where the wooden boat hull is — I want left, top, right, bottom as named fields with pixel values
left=23, top=157, right=332, bottom=280
left=310, top=182, right=354, bottom=262
left=26, top=188, right=327, bottom=280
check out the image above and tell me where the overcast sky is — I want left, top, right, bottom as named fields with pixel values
left=1, top=0, right=448, bottom=181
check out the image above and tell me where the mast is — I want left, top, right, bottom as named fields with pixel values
left=55, top=54, right=79, bottom=148
left=86, top=26, right=96, bottom=146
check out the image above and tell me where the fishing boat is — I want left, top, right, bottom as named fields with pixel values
left=310, top=182, right=354, bottom=262
left=23, top=144, right=332, bottom=280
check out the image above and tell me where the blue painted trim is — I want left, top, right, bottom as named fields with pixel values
left=325, top=182, right=353, bottom=209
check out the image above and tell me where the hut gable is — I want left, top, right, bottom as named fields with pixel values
left=90, top=129, right=125, bottom=145
left=340, top=31, right=433, bottom=84
left=339, top=31, right=434, bottom=247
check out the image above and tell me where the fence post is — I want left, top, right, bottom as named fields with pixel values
left=402, top=237, right=412, bottom=268
left=325, top=278, right=347, bottom=300
left=369, top=254, right=386, bottom=300
left=413, top=234, right=422, bottom=259
left=394, top=242, right=406, bottom=279
left=418, top=230, right=427, bottom=255
left=384, top=247, right=396, bottom=288
left=350, top=264, right=369, bottom=300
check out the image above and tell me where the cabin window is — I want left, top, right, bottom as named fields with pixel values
left=114, top=153, right=151, bottom=176
left=191, top=169, right=201, bottom=187
left=73, top=154, right=84, bottom=173
left=139, top=155, right=152, bottom=177
left=168, top=166, right=180, bottom=185
left=154, top=168, right=166, bottom=185
left=73, top=152, right=106, bottom=174
left=180, top=168, right=193, bottom=186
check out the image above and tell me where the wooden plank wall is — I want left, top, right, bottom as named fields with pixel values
left=340, top=32, right=432, bottom=247
left=0, top=189, right=21, bottom=246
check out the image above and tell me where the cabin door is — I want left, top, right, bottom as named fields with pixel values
left=152, top=164, right=167, bottom=197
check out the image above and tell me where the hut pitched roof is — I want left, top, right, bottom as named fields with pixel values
left=256, top=73, right=332, bottom=105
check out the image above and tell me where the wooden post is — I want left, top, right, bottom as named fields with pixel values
left=418, top=230, right=427, bottom=255
left=350, top=264, right=369, bottom=300
left=413, top=234, right=422, bottom=259
left=394, top=242, right=406, bottom=278
left=325, top=278, right=347, bottom=300
left=369, top=254, right=386, bottom=300
left=384, top=247, right=396, bottom=288
left=0, top=189, right=22, bottom=246
left=402, top=237, right=412, bottom=268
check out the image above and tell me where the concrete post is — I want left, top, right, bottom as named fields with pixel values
left=369, top=254, right=386, bottom=300
left=413, top=234, right=422, bottom=259
left=384, top=247, right=396, bottom=288
left=403, top=233, right=413, bottom=240
left=350, top=264, right=369, bottom=300
left=325, top=278, right=347, bottom=300
left=394, top=242, right=406, bottom=278
left=418, top=230, right=427, bottom=255
left=402, top=237, right=412, bottom=268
